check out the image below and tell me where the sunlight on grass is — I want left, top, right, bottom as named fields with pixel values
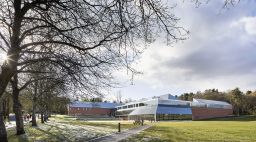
left=121, top=116, right=256, bottom=142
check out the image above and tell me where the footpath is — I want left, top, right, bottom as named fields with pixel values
left=89, top=124, right=151, bottom=142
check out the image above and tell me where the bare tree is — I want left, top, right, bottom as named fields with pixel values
left=37, top=78, right=66, bottom=123
left=116, top=90, right=123, bottom=103
left=0, top=0, right=187, bottom=141
left=9, top=59, right=57, bottom=134
left=24, top=60, right=68, bottom=126
left=194, top=0, right=241, bottom=8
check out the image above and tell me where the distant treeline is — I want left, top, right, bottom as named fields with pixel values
left=179, top=88, right=256, bottom=115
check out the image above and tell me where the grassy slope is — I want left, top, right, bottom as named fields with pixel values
left=121, top=116, right=256, bottom=142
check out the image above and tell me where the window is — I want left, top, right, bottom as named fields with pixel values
left=139, top=103, right=145, bottom=107
left=128, top=105, right=133, bottom=108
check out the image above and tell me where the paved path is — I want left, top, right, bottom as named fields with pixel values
left=89, top=125, right=152, bottom=142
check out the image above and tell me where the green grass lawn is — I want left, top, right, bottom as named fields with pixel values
left=121, top=116, right=256, bottom=142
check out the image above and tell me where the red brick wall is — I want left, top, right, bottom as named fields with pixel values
left=68, top=107, right=113, bottom=116
left=192, top=107, right=233, bottom=120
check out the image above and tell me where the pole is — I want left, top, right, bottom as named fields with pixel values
left=118, top=123, right=121, bottom=132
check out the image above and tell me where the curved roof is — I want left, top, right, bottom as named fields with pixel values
left=193, top=98, right=231, bottom=106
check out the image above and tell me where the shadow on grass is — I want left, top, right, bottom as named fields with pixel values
left=44, top=123, right=67, bottom=131
left=17, top=134, right=29, bottom=142
left=203, top=115, right=256, bottom=121
left=8, top=131, right=29, bottom=142
left=35, top=125, right=72, bottom=142
left=44, top=122, right=109, bottom=141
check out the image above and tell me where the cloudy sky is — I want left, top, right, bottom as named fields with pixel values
left=109, top=1, right=256, bottom=100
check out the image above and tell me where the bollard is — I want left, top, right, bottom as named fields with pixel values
left=118, top=123, right=121, bottom=132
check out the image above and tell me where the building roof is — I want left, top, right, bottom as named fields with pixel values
left=157, top=94, right=177, bottom=100
left=69, top=101, right=120, bottom=109
left=193, top=98, right=231, bottom=106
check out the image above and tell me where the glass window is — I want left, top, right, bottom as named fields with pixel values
left=139, top=103, right=145, bottom=106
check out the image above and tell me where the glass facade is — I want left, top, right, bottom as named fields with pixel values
left=116, top=97, right=192, bottom=120
left=116, top=95, right=232, bottom=121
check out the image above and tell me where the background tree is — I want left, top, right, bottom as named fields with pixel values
left=35, top=77, right=66, bottom=123
left=227, top=88, right=244, bottom=115
left=179, top=88, right=256, bottom=115
left=115, top=90, right=123, bottom=103
left=90, top=98, right=103, bottom=102
left=50, top=96, right=70, bottom=115
left=196, top=89, right=227, bottom=102
left=179, top=92, right=195, bottom=101
left=244, top=91, right=256, bottom=115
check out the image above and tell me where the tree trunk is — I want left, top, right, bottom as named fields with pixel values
left=32, top=81, right=38, bottom=126
left=0, top=112, right=7, bottom=142
left=2, top=99, right=6, bottom=121
left=6, top=96, right=10, bottom=122
left=2, top=95, right=10, bottom=122
left=32, top=95, right=37, bottom=126
left=0, top=66, right=14, bottom=101
left=13, top=97, right=25, bottom=135
left=41, top=113, right=44, bottom=123
left=32, top=105, right=37, bottom=126
left=0, top=50, right=20, bottom=140
left=0, top=97, right=8, bottom=142
left=31, top=96, right=37, bottom=126
left=0, top=47, right=21, bottom=139
left=32, top=109, right=37, bottom=126
left=0, top=0, right=23, bottom=140
left=12, top=74, right=25, bottom=135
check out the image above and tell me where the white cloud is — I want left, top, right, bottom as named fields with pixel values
left=112, top=1, right=256, bottom=99
left=232, top=17, right=256, bottom=36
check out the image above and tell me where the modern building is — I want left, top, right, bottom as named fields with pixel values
left=68, top=101, right=120, bottom=117
left=115, top=94, right=233, bottom=121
